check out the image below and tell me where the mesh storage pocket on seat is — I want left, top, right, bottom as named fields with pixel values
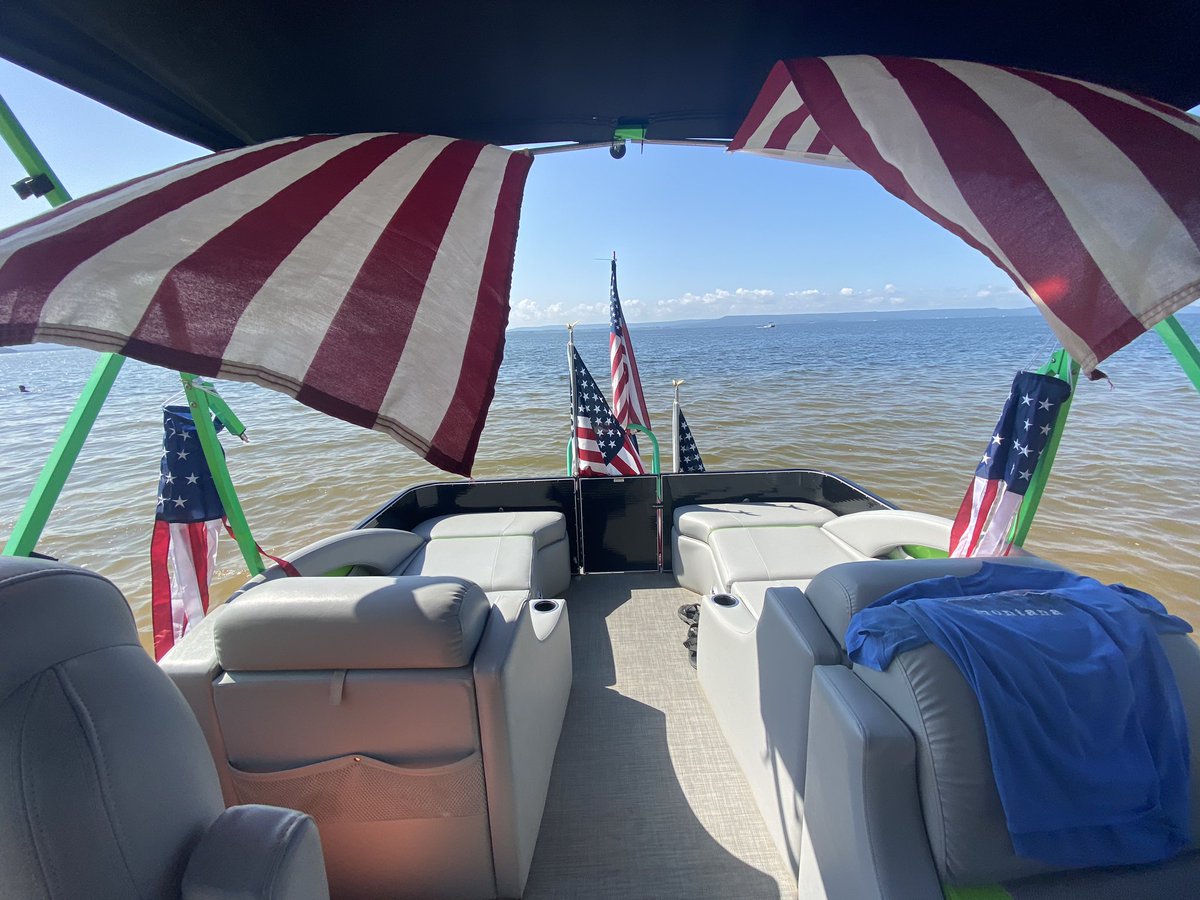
left=229, top=752, right=486, bottom=823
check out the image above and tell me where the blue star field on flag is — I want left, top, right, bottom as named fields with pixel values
left=677, top=407, right=706, bottom=472
left=156, top=406, right=225, bottom=524
left=974, top=371, right=1072, bottom=495
left=573, top=347, right=633, bottom=466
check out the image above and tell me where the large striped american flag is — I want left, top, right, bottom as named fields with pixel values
left=608, top=255, right=650, bottom=432
left=573, top=347, right=645, bottom=476
left=0, top=133, right=533, bottom=476
left=732, top=57, right=1200, bottom=372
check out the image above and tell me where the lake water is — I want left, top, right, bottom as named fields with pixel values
left=2, top=312, right=1199, bottom=653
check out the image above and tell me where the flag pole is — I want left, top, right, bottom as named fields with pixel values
left=567, top=322, right=580, bottom=477
left=671, top=380, right=684, bottom=473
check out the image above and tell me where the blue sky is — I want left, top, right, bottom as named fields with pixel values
left=0, top=57, right=1135, bottom=327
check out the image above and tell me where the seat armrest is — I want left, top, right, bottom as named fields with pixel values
left=800, top=666, right=940, bottom=900
left=473, top=600, right=572, bottom=898
left=183, top=805, right=329, bottom=900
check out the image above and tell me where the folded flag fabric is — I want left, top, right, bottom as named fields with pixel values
left=847, top=563, right=1192, bottom=869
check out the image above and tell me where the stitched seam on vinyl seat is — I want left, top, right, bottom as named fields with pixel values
left=897, top=651, right=947, bottom=879
left=17, top=679, right=54, bottom=900
left=259, top=814, right=304, bottom=899
left=821, top=673, right=891, bottom=894
left=55, top=662, right=147, bottom=900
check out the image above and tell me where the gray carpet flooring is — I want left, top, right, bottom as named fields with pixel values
left=524, top=572, right=797, bottom=899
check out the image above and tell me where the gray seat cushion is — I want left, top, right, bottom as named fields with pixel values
left=216, top=576, right=490, bottom=670
left=674, top=502, right=837, bottom=541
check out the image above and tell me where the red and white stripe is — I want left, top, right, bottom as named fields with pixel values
left=732, top=57, right=1200, bottom=370
left=948, top=479, right=1023, bottom=558
left=575, top=419, right=645, bottom=477
left=149, top=519, right=221, bottom=660
left=0, top=133, right=533, bottom=476
left=610, top=318, right=650, bottom=431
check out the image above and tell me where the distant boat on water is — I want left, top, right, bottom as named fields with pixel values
left=761, top=322, right=776, bottom=329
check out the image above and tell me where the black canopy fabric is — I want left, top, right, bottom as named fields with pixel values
left=1, top=1, right=1198, bottom=150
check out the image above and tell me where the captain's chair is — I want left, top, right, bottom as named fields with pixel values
left=0, top=557, right=329, bottom=900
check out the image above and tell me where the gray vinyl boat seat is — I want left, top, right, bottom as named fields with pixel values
left=800, top=558, right=1200, bottom=899
left=0, top=557, right=329, bottom=900
left=164, top=573, right=572, bottom=900
left=673, top=501, right=955, bottom=874
left=672, top=502, right=953, bottom=615
left=229, top=511, right=571, bottom=606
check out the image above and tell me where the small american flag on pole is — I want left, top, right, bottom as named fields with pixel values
left=573, top=347, right=645, bottom=476
left=150, top=406, right=224, bottom=660
left=609, top=254, right=651, bottom=432
left=676, top=407, right=706, bottom=473
left=948, top=371, right=1072, bottom=558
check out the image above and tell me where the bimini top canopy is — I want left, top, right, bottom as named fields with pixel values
left=0, top=2, right=1198, bottom=150
left=0, top=134, right=532, bottom=477
left=732, top=57, right=1200, bottom=371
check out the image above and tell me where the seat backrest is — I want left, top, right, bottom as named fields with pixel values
left=807, top=558, right=1200, bottom=891
left=0, top=557, right=225, bottom=900
left=210, top=575, right=498, bottom=899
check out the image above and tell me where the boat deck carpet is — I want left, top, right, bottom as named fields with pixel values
left=524, top=572, right=796, bottom=899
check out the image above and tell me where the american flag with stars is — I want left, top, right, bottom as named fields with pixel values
left=949, top=371, right=1072, bottom=558
left=676, top=406, right=706, bottom=472
left=573, top=347, right=645, bottom=476
left=608, top=256, right=651, bottom=434
left=150, top=406, right=225, bottom=660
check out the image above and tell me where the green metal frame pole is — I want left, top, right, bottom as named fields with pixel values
left=0, top=93, right=72, bottom=206
left=1154, top=315, right=1200, bottom=394
left=3, top=355, right=125, bottom=555
left=1, top=91, right=130, bottom=557
left=1009, top=349, right=1079, bottom=548
left=180, top=376, right=264, bottom=575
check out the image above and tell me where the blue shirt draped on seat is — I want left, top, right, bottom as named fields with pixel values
left=846, top=563, right=1192, bottom=869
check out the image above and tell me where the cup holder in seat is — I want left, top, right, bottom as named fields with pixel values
left=711, top=593, right=739, bottom=608
left=533, top=599, right=559, bottom=613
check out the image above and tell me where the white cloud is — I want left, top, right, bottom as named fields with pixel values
left=839, top=287, right=854, bottom=296
left=799, top=289, right=820, bottom=296
left=976, top=289, right=992, bottom=298
left=884, top=283, right=898, bottom=294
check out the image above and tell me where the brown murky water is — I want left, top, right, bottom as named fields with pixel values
left=2, top=312, right=1198, bottom=654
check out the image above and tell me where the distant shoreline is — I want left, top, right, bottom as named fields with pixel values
left=511, top=306, right=1200, bottom=332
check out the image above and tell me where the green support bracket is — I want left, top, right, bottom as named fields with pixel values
left=180, top=375, right=264, bottom=576
left=613, top=125, right=648, bottom=142
left=3, top=353, right=126, bottom=556
left=1008, top=348, right=1079, bottom=548
left=1153, top=315, right=1200, bottom=394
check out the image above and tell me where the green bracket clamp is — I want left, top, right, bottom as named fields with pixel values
left=180, top=375, right=264, bottom=576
